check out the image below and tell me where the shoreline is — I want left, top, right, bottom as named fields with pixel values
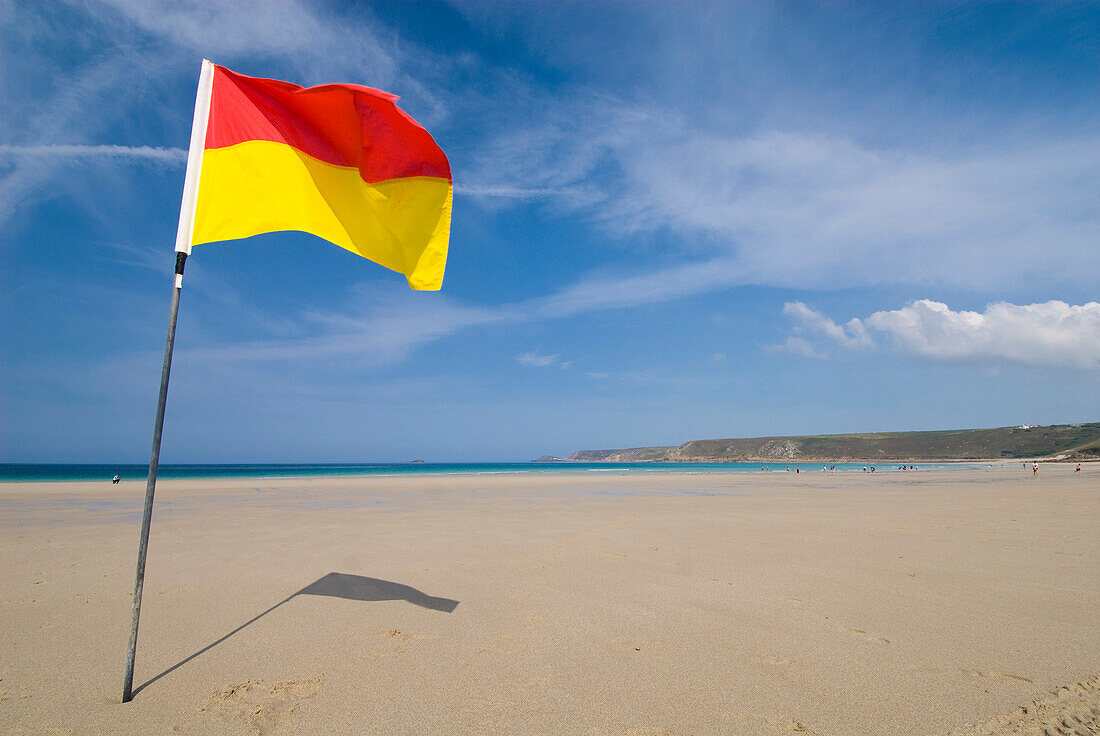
left=0, top=459, right=1086, bottom=484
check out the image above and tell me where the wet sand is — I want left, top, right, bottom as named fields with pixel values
left=0, top=465, right=1097, bottom=735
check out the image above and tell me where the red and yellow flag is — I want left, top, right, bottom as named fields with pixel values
left=177, top=61, right=451, bottom=290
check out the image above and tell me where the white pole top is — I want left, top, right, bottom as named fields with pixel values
left=174, top=59, right=215, bottom=255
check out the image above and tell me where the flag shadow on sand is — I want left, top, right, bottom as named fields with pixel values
left=134, top=572, right=458, bottom=696
left=297, top=572, right=459, bottom=612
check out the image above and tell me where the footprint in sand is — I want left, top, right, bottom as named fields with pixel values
left=961, top=669, right=1033, bottom=684
left=201, top=675, right=323, bottom=736
left=944, top=675, right=1099, bottom=736
left=845, top=627, right=890, bottom=644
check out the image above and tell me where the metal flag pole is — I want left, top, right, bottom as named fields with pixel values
left=122, top=251, right=186, bottom=702
left=122, top=59, right=214, bottom=703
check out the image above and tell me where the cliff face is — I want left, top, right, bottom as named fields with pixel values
left=567, top=447, right=677, bottom=462
left=565, top=423, right=1100, bottom=463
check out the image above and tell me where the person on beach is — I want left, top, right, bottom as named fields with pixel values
left=1076, top=463, right=1082, bottom=472
left=112, top=474, right=120, bottom=484
left=1033, top=462, right=1039, bottom=475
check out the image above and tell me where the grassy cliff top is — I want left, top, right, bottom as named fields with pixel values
left=563, top=423, right=1100, bottom=462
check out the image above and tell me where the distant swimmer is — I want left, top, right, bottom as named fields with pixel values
left=112, top=474, right=121, bottom=484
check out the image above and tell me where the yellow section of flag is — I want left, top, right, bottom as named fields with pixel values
left=194, top=141, right=452, bottom=290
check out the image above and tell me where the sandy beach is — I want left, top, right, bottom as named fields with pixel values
left=0, top=465, right=1096, bottom=735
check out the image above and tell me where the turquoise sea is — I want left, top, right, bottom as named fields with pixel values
left=0, top=461, right=994, bottom=482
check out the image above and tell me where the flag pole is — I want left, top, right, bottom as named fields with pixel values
left=123, top=59, right=214, bottom=703
left=122, top=251, right=186, bottom=702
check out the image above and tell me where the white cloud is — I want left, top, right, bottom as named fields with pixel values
left=764, top=336, right=828, bottom=360
left=517, top=352, right=557, bottom=367
left=0, top=1, right=423, bottom=230
left=185, top=286, right=501, bottom=366
left=865, top=300, right=1100, bottom=370
left=775, top=299, right=1100, bottom=370
left=517, top=351, right=567, bottom=368
left=0, top=144, right=186, bottom=163
left=783, top=301, right=871, bottom=348
left=526, top=257, right=744, bottom=319
left=454, top=183, right=581, bottom=199
left=473, top=115, right=1100, bottom=292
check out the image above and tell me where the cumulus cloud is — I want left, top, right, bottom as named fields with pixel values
left=866, top=300, right=1100, bottom=370
left=776, top=299, right=1100, bottom=370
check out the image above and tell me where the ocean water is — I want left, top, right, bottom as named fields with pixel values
left=0, top=461, right=992, bottom=482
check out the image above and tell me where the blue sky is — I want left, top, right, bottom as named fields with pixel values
left=1, top=1, right=1098, bottom=463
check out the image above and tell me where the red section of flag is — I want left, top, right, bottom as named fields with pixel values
left=203, top=65, right=451, bottom=184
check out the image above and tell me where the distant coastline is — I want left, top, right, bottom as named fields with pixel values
left=546, top=422, right=1100, bottom=464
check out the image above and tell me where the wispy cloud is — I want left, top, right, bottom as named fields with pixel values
left=455, top=184, right=581, bottom=199
left=517, top=351, right=574, bottom=368
left=526, top=257, right=744, bottom=319
left=0, top=144, right=186, bottom=163
left=0, top=1, right=423, bottom=230
left=470, top=112, right=1100, bottom=292
left=774, top=299, right=1100, bottom=370
left=517, top=351, right=559, bottom=367
left=185, top=286, right=501, bottom=367
left=764, top=336, right=829, bottom=360
left=783, top=301, right=871, bottom=349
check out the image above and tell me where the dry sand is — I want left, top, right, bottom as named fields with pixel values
left=0, top=465, right=1097, bottom=735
